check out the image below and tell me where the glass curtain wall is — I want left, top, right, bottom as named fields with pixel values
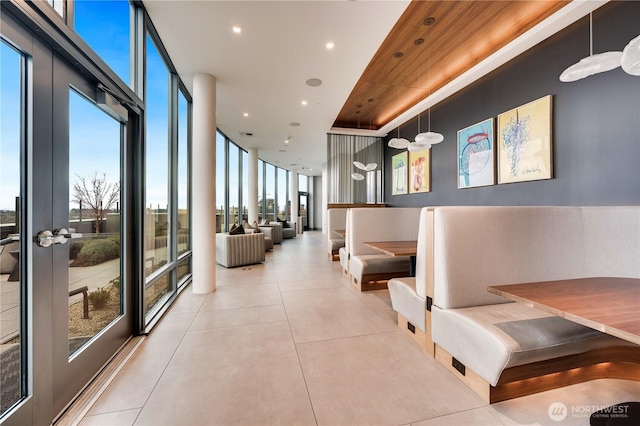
left=265, top=164, right=276, bottom=222
left=73, top=0, right=131, bottom=87
left=277, top=168, right=287, bottom=220
left=216, top=131, right=226, bottom=233
left=258, top=160, right=264, bottom=222
left=228, top=144, right=239, bottom=226
left=242, top=151, right=248, bottom=223
left=142, top=15, right=193, bottom=324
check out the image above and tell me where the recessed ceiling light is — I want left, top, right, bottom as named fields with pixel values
left=243, top=112, right=249, bottom=117
left=305, top=78, right=322, bottom=87
left=232, top=26, right=242, bottom=34
left=326, top=42, right=335, bottom=50
left=301, top=100, right=308, bottom=106
left=394, top=52, right=404, bottom=58
left=423, top=17, right=436, bottom=26
left=289, top=122, right=301, bottom=127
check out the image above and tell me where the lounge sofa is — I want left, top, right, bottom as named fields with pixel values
left=215, top=232, right=265, bottom=268
left=258, top=223, right=283, bottom=244
left=271, top=221, right=296, bottom=239
left=326, top=208, right=347, bottom=261
left=347, top=207, right=421, bottom=291
left=429, top=206, right=640, bottom=402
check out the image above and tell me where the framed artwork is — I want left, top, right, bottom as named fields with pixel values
left=391, top=151, right=408, bottom=195
left=409, top=148, right=431, bottom=193
left=497, top=95, right=553, bottom=184
left=457, top=118, right=495, bottom=188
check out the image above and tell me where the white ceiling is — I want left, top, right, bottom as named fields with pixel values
left=143, top=0, right=411, bottom=176
left=143, top=0, right=605, bottom=177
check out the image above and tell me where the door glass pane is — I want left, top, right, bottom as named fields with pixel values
left=216, top=131, right=225, bottom=232
left=68, top=90, right=122, bottom=357
left=177, top=92, right=189, bottom=255
left=299, top=194, right=308, bottom=230
left=0, top=40, right=24, bottom=415
left=74, top=0, right=131, bottom=86
left=144, top=33, right=170, bottom=313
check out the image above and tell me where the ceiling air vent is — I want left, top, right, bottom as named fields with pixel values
left=239, top=132, right=253, bottom=137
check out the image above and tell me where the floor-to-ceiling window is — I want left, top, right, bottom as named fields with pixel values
left=277, top=168, right=287, bottom=220
left=265, top=163, right=276, bottom=222
left=143, top=31, right=171, bottom=315
left=216, top=131, right=226, bottom=232
left=228, top=143, right=240, bottom=226
left=177, top=89, right=191, bottom=283
left=242, top=150, right=248, bottom=223
left=258, top=160, right=264, bottom=221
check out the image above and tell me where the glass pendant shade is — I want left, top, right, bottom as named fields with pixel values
left=622, top=34, right=640, bottom=76
left=351, top=172, right=364, bottom=181
left=407, top=142, right=430, bottom=152
left=415, top=131, right=444, bottom=145
left=560, top=51, right=622, bottom=82
left=353, top=161, right=366, bottom=170
left=353, top=161, right=377, bottom=171
left=388, top=137, right=410, bottom=149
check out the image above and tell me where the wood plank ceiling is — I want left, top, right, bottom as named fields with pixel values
left=333, top=0, right=568, bottom=131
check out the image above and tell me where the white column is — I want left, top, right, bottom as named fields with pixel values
left=192, top=73, right=217, bottom=294
left=248, top=148, right=259, bottom=224
left=290, top=170, right=299, bottom=233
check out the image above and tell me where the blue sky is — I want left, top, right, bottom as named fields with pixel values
left=1, top=0, right=188, bottom=212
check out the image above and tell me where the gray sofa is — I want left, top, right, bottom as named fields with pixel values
left=215, top=232, right=265, bottom=268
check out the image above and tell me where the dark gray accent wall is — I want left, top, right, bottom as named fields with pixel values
left=384, top=1, right=640, bottom=207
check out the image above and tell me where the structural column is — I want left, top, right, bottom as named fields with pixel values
left=290, top=169, right=299, bottom=233
left=248, top=148, right=259, bottom=224
left=192, top=73, right=217, bottom=293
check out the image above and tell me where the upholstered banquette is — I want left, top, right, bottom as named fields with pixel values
left=338, top=209, right=352, bottom=275
left=347, top=207, right=421, bottom=291
left=326, top=208, right=347, bottom=260
left=429, top=206, right=640, bottom=402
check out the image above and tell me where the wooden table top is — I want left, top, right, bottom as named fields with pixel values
left=488, top=277, right=640, bottom=345
left=333, top=229, right=346, bottom=238
left=363, top=240, right=418, bottom=257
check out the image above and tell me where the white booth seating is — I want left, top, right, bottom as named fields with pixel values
left=388, top=207, right=435, bottom=354
left=326, top=208, right=347, bottom=261
left=338, top=209, right=351, bottom=275
left=429, top=206, right=640, bottom=403
left=347, top=207, right=421, bottom=291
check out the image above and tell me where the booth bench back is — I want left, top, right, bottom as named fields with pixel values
left=433, top=206, right=640, bottom=310
left=347, top=207, right=422, bottom=256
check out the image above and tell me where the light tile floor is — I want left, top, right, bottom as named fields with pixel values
left=78, top=231, right=640, bottom=426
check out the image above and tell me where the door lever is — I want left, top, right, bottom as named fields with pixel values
left=36, top=229, right=83, bottom=247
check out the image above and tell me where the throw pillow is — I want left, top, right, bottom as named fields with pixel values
left=229, top=224, right=245, bottom=235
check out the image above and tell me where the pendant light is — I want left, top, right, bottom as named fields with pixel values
left=388, top=86, right=411, bottom=149
left=560, top=11, right=622, bottom=82
left=622, top=34, right=640, bottom=76
left=407, top=111, right=430, bottom=151
left=414, top=55, right=443, bottom=146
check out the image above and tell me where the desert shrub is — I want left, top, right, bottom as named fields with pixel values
left=88, top=287, right=111, bottom=309
left=71, top=239, right=120, bottom=267
left=69, top=241, right=85, bottom=260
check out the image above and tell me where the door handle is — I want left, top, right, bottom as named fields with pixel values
left=36, top=229, right=83, bottom=247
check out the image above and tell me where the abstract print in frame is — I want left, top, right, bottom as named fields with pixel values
left=409, top=148, right=430, bottom=193
left=497, top=95, right=553, bottom=184
left=391, top=151, right=408, bottom=195
left=457, top=118, right=494, bottom=188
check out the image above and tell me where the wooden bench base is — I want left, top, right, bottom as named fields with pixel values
left=350, top=271, right=410, bottom=291
left=435, top=344, right=640, bottom=403
left=397, top=313, right=434, bottom=357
